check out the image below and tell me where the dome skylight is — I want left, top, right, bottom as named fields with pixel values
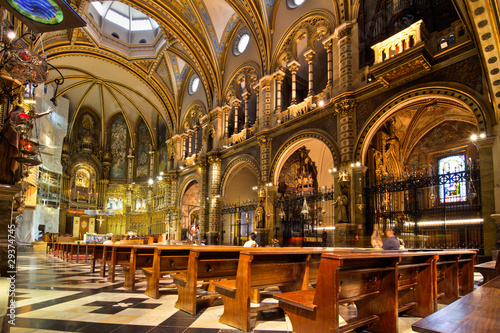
left=88, top=1, right=159, bottom=43
left=189, top=76, right=200, bottom=95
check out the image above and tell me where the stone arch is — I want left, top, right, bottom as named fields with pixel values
left=177, top=174, right=202, bottom=205
left=270, top=130, right=340, bottom=186
left=354, top=84, right=492, bottom=164
left=220, top=155, right=261, bottom=198
left=272, top=11, right=335, bottom=70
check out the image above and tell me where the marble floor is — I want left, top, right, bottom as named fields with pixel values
left=9, top=252, right=483, bottom=333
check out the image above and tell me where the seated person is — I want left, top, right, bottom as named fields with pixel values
left=382, top=226, right=401, bottom=250
left=243, top=232, right=257, bottom=247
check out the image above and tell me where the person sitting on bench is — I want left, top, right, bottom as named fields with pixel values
left=382, top=226, right=401, bottom=250
left=243, top=232, right=257, bottom=247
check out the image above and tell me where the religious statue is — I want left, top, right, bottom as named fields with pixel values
left=254, top=203, right=265, bottom=229
left=334, top=194, right=349, bottom=223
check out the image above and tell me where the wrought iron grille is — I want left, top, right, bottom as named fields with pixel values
left=365, top=169, right=483, bottom=253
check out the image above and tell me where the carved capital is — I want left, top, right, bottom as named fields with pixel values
left=207, top=153, right=221, bottom=165
left=334, top=99, right=356, bottom=116
left=304, top=49, right=316, bottom=62
left=288, top=59, right=300, bottom=73
left=257, top=135, right=271, bottom=147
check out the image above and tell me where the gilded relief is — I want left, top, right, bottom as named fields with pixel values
left=110, top=117, right=127, bottom=178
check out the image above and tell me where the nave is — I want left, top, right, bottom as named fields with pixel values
left=12, top=252, right=483, bottom=333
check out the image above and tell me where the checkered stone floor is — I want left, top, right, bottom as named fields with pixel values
left=9, top=252, right=484, bottom=333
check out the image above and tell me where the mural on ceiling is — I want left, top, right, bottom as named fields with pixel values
left=137, top=119, right=150, bottom=178
left=110, top=117, right=127, bottom=179
left=74, top=110, right=100, bottom=148
left=157, top=118, right=168, bottom=173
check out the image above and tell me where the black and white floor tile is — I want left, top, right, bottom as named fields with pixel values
left=9, top=253, right=484, bottom=333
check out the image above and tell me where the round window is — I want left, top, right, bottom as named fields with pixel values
left=233, top=30, right=250, bottom=56
left=287, top=0, right=305, bottom=9
left=189, top=76, right=200, bottom=95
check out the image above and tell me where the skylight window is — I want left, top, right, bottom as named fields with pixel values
left=131, top=19, right=152, bottom=31
left=287, top=0, right=306, bottom=8
left=91, top=2, right=103, bottom=15
left=189, top=76, right=200, bottom=95
left=106, top=10, right=130, bottom=30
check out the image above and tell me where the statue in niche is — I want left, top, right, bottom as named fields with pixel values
left=334, top=193, right=349, bottom=223
left=254, top=200, right=265, bottom=229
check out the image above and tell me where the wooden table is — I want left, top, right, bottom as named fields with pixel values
left=412, top=275, right=500, bottom=333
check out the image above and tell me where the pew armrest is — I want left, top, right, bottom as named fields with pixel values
left=274, top=289, right=316, bottom=312
left=213, top=280, right=236, bottom=298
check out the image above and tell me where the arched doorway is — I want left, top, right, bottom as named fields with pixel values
left=272, top=137, right=337, bottom=246
left=180, top=181, right=200, bottom=243
left=361, top=97, right=483, bottom=252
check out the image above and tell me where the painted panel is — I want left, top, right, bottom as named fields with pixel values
left=137, top=120, right=150, bottom=178
left=157, top=119, right=167, bottom=172
left=110, top=117, right=127, bottom=178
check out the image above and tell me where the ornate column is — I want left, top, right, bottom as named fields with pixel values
left=168, top=171, right=179, bottom=239
left=207, top=153, right=221, bottom=244
left=198, top=158, right=209, bottom=238
left=323, top=39, right=333, bottom=87
left=194, top=125, right=199, bottom=153
left=242, top=91, right=251, bottom=129
left=180, top=133, right=188, bottom=159
left=333, top=21, right=357, bottom=91
left=232, top=99, right=241, bottom=135
left=288, top=60, right=300, bottom=105
left=262, top=78, right=272, bottom=128
left=274, top=70, right=285, bottom=113
left=257, top=134, right=272, bottom=183
left=253, top=85, right=260, bottom=128
left=304, top=50, right=316, bottom=97
left=187, top=129, right=194, bottom=156
left=163, top=175, right=172, bottom=236
left=335, top=99, right=356, bottom=164
left=223, top=105, right=231, bottom=139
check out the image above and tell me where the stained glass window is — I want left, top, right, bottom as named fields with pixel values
left=438, top=155, right=467, bottom=203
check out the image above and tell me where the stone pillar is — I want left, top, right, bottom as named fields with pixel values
left=477, top=137, right=496, bottom=256
left=181, top=133, right=188, bottom=159
left=262, top=78, right=272, bottom=128
left=274, top=70, right=285, bottom=113
left=257, top=134, right=272, bottom=183
left=333, top=21, right=357, bottom=91
left=253, top=85, right=260, bottom=128
left=223, top=105, right=230, bottom=139
left=288, top=60, right=300, bottom=105
left=168, top=171, right=179, bottom=240
left=242, top=91, right=250, bottom=129
left=232, top=99, right=241, bottom=134
left=194, top=125, right=199, bottom=153
left=163, top=175, right=172, bottom=237
left=323, top=40, right=333, bottom=87
left=335, top=99, right=356, bottom=164
left=304, top=50, right=316, bottom=97
left=207, top=153, right=221, bottom=244
left=198, top=158, right=209, bottom=239
left=187, top=129, right=194, bottom=156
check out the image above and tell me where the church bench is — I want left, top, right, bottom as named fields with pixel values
left=213, top=248, right=327, bottom=332
left=274, top=252, right=400, bottom=333
left=121, top=245, right=156, bottom=290
left=142, top=246, right=192, bottom=298
left=90, top=243, right=104, bottom=273
left=172, top=246, right=242, bottom=315
left=412, top=275, right=500, bottom=333
left=396, top=252, right=437, bottom=317
left=434, top=251, right=461, bottom=304
left=105, top=244, right=135, bottom=282
left=456, top=250, right=476, bottom=295
left=474, top=253, right=500, bottom=286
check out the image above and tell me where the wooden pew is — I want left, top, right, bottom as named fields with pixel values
left=274, top=252, right=400, bottom=333
left=412, top=275, right=500, bottom=333
left=143, top=246, right=192, bottom=298
left=91, top=244, right=104, bottom=273
left=213, top=248, right=327, bottom=332
left=456, top=250, right=476, bottom=295
left=474, top=254, right=500, bottom=286
left=122, top=245, right=156, bottom=290
left=105, top=244, right=135, bottom=282
left=172, top=246, right=242, bottom=315
left=397, top=252, right=437, bottom=317
left=434, top=251, right=460, bottom=305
